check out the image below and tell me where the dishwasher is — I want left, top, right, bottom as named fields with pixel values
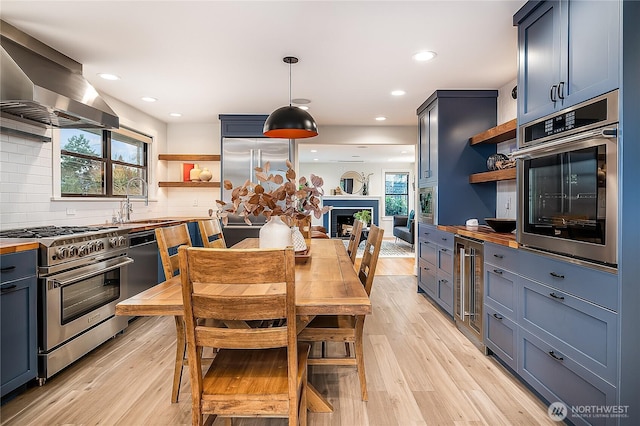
left=127, top=230, right=159, bottom=300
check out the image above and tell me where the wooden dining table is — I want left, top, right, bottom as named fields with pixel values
left=115, top=237, right=371, bottom=412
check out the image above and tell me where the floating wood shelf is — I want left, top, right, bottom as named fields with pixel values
left=158, top=181, right=221, bottom=188
left=469, top=118, right=517, bottom=145
left=158, top=154, right=220, bottom=161
left=469, top=168, right=516, bottom=183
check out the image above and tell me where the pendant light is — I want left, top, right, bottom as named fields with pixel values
left=263, top=56, right=318, bottom=139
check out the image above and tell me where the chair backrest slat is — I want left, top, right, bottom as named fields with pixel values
left=358, top=224, right=384, bottom=296
left=192, top=293, right=286, bottom=320
left=198, top=218, right=227, bottom=249
left=195, top=327, right=289, bottom=349
left=347, top=219, right=364, bottom=264
left=156, top=223, right=192, bottom=278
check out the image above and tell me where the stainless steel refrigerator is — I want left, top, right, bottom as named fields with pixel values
left=221, top=137, right=294, bottom=246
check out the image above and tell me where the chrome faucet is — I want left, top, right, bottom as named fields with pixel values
left=120, top=177, right=148, bottom=222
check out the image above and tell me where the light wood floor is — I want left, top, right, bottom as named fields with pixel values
left=0, top=256, right=555, bottom=426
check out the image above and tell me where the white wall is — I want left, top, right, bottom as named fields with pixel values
left=0, top=94, right=168, bottom=230
left=496, top=78, right=518, bottom=220
left=162, top=123, right=221, bottom=217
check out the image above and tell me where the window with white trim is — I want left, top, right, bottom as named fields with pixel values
left=384, top=172, right=409, bottom=216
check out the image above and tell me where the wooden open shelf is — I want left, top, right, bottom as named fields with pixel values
left=158, top=154, right=220, bottom=161
left=469, top=168, right=516, bottom=183
left=469, top=118, right=517, bottom=145
left=158, top=181, right=221, bottom=188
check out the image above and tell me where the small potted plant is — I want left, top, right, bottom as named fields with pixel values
left=353, top=210, right=371, bottom=227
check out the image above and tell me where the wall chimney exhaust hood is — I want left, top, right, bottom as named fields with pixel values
left=0, top=20, right=119, bottom=129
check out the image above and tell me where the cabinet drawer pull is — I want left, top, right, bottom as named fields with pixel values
left=441, top=237, right=448, bottom=241
left=493, top=254, right=504, bottom=259
left=493, top=313, right=503, bottom=320
left=549, top=272, right=565, bottom=279
left=1, top=284, right=17, bottom=293
left=550, top=84, right=558, bottom=102
left=549, top=292, right=565, bottom=301
left=557, top=81, right=565, bottom=100
left=440, top=279, right=448, bottom=284
left=423, top=266, right=430, bottom=271
left=493, top=269, right=503, bottom=275
left=441, top=248, right=448, bottom=252
left=0, top=266, right=16, bottom=273
left=548, top=351, right=564, bottom=361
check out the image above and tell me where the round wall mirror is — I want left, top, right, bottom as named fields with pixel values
left=339, top=171, right=362, bottom=194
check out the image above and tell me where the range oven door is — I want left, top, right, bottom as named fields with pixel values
left=514, top=126, right=618, bottom=265
left=40, top=255, right=133, bottom=352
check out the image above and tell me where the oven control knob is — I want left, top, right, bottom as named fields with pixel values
left=56, top=247, right=68, bottom=259
left=96, top=241, right=105, bottom=251
left=117, top=236, right=126, bottom=247
left=86, top=241, right=95, bottom=253
left=78, top=245, right=89, bottom=257
left=109, top=237, right=118, bottom=248
left=68, top=245, right=78, bottom=257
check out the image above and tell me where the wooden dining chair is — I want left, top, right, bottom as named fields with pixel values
left=298, top=224, right=384, bottom=401
left=346, top=219, right=364, bottom=264
left=155, top=223, right=193, bottom=403
left=178, top=246, right=310, bottom=426
left=198, top=218, right=226, bottom=248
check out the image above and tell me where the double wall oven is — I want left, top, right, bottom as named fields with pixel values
left=513, top=90, right=618, bottom=267
left=0, top=226, right=132, bottom=384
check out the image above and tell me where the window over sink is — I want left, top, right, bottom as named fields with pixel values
left=59, top=127, right=150, bottom=198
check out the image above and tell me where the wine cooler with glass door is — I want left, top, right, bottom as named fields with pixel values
left=454, top=236, right=485, bottom=352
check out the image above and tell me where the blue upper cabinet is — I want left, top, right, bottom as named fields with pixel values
left=219, top=114, right=269, bottom=138
left=514, top=0, right=620, bottom=125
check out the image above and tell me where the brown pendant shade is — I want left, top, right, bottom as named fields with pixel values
left=263, top=56, right=318, bottom=139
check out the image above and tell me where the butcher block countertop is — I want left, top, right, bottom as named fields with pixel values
left=437, top=225, right=518, bottom=248
left=0, top=240, right=39, bottom=255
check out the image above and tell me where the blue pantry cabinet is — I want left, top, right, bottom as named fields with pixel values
left=514, top=0, right=620, bottom=125
left=1, top=250, right=37, bottom=397
left=416, top=90, right=498, bottom=224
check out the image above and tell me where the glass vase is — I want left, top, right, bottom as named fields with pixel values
left=259, top=216, right=292, bottom=248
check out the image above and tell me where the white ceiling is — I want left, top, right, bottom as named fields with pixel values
left=1, top=1, right=522, bottom=162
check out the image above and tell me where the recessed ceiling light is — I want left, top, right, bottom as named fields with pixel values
left=391, top=90, right=406, bottom=96
left=375, top=116, right=387, bottom=121
left=98, top=73, right=120, bottom=81
left=313, top=158, right=319, bottom=161
left=401, top=151, right=407, bottom=154
left=297, top=105, right=309, bottom=111
left=169, top=112, right=182, bottom=117
left=310, top=149, right=317, bottom=153
left=292, top=98, right=311, bottom=104
left=412, top=51, right=437, bottom=62
left=141, top=96, right=157, bottom=102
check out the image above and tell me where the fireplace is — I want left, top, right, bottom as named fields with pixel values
left=322, top=196, right=379, bottom=239
left=332, top=208, right=372, bottom=239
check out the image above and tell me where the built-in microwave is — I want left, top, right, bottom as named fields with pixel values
left=418, top=186, right=435, bottom=224
left=512, top=91, right=618, bottom=266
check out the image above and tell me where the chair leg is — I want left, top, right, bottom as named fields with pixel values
left=172, top=315, right=186, bottom=403
left=355, top=334, right=368, bottom=401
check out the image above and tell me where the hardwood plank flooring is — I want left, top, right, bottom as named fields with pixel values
left=0, top=258, right=555, bottom=426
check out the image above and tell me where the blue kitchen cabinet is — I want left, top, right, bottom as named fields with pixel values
left=514, top=0, right=620, bottom=125
left=157, top=222, right=203, bottom=283
left=483, top=243, right=520, bottom=371
left=416, top=90, right=497, bottom=224
left=219, top=114, right=269, bottom=138
left=1, top=250, right=37, bottom=397
left=417, top=223, right=454, bottom=316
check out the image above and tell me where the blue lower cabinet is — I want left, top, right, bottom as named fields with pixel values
left=187, top=222, right=203, bottom=247
left=520, top=277, right=618, bottom=384
left=484, top=303, right=517, bottom=371
left=436, top=273, right=453, bottom=314
left=1, top=254, right=37, bottom=397
left=518, top=328, right=617, bottom=426
left=418, top=259, right=437, bottom=297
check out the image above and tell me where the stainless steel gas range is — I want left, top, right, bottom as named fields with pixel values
left=0, top=226, right=132, bottom=384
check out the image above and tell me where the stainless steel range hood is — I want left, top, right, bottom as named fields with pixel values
left=0, top=20, right=119, bottom=129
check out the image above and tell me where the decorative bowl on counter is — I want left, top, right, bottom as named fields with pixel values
left=484, top=218, right=516, bottom=233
